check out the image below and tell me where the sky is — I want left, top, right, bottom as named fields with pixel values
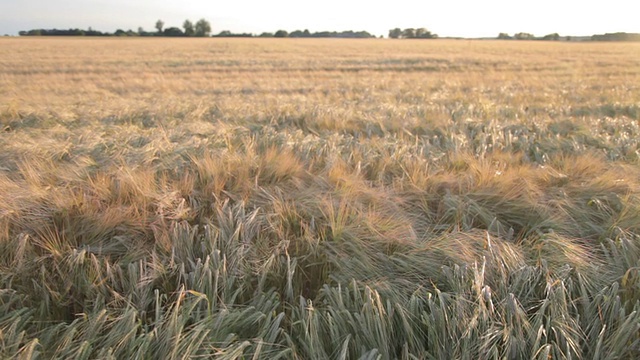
left=1, top=0, right=638, bottom=38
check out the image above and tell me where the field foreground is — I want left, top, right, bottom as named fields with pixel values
left=1, top=38, right=640, bottom=358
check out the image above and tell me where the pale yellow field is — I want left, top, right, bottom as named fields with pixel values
left=1, top=38, right=639, bottom=358
left=2, top=38, right=638, bottom=170
left=2, top=38, right=638, bottom=121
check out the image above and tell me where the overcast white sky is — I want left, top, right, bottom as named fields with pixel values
left=1, top=0, right=638, bottom=37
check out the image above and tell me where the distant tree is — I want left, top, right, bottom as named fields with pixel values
left=402, top=28, right=416, bottom=39
left=339, top=30, right=374, bottom=38
left=163, top=27, right=184, bottom=37
left=514, top=32, right=534, bottom=40
left=591, top=32, right=640, bottom=41
left=138, top=27, right=145, bottom=35
left=541, top=33, right=560, bottom=41
left=114, top=29, right=127, bottom=36
left=415, top=28, right=436, bottom=39
left=388, top=28, right=402, bottom=39
left=497, top=32, right=512, bottom=40
left=155, top=19, right=164, bottom=34
left=85, top=27, right=102, bottom=36
left=183, top=20, right=195, bottom=36
left=259, top=32, right=274, bottom=37
left=213, top=30, right=253, bottom=37
left=274, top=30, right=288, bottom=38
left=294, top=30, right=375, bottom=38
left=195, top=19, right=212, bottom=37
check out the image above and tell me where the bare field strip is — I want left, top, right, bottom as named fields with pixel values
left=1, top=38, right=640, bottom=358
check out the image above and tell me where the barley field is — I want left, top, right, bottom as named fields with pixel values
left=1, top=37, right=640, bottom=359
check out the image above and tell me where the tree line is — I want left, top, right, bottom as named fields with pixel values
left=19, top=19, right=212, bottom=37
left=269, top=30, right=375, bottom=38
left=497, top=32, right=640, bottom=42
left=18, top=24, right=376, bottom=39
left=388, top=28, right=437, bottom=39
left=497, top=32, right=560, bottom=41
left=17, top=18, right=384, bottom=39
left=591, top=32, right=640, bottom=41
left=155, top=19, right=212, bottom=37
left=17, top=21, right=639, bottom=41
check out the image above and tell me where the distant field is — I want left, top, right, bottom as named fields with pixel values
left=1, top=38, right=639, bottom=358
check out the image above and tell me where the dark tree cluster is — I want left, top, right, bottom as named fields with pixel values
left=18, top=28, right=113, bottom=36
left=19, top=19, right=212, bottom=37
left=591, top=32, right=640, bottom=41
left=210, top=29, right=374, bottom=38
left=514, top=32, right=535, bottom=40
left=155, top=18, right=212, bottom=37
left=497, top=32, right=561, bottom=41
left=287, top=29, right=374, bottom=38
left=541, top=33, right=560, bottom=41
left=498, top=32, right=640, bottom=42
left=18, top=22, right=375, bottom=39
left=274, top=30, right=289, bottom=38
left=213, top=30, right=254, bottom=38
left=388, top=28, right=437, bottom=39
